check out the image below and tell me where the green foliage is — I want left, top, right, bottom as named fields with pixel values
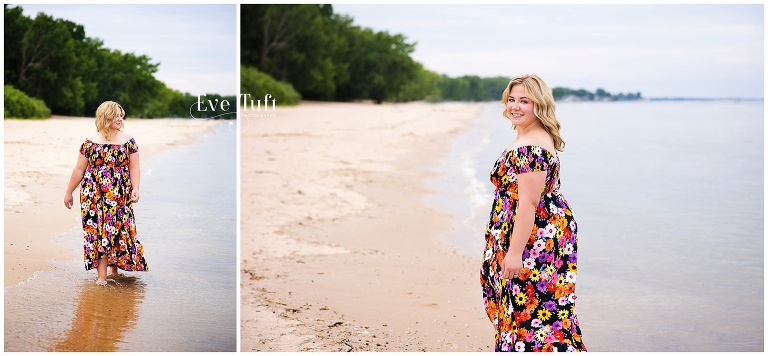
left=4, top=5, right=232, bottom=118
left=138, top=83, right=189, bottom=118
left=552, top=86, right=642, bottom=101
left=239, top=4, right=644, bottom=105
left=84, top=48, right=162, bottom=116
left=4, top=5, right=161, bottom=116
left=241, top=5, right=419, bottom=104
left=4, top=5, right=30, bottom=84
left=435, top=75, right=509, bottom=102
left=135, top=82, right=237, bottom=119
left=483, top=77, right=513, bottom=102
left=9, top=10, right=87, bottom=114
left=395, top=63, right=441, bottom=102
left=241, top=5, right=339, bottom=100
left=240, top=65, right=301, bottom=106
left=338, top=27, right=418, bottom=103
left=4, top=84, right=51, bottom=119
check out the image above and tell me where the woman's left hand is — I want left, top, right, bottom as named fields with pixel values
left=131, top=190, right=140, bottom=203
left=501, top=250, right=523, bottom=279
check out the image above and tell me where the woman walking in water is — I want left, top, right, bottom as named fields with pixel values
left=64, top=100, right=148, bottom=285
left=480, top=75, right=587, bottom=351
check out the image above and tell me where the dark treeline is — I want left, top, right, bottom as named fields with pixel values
left=552, top=87, right=642, bottom=102
left=4, top=5, right=234, bottom=119
left=240, top=4, right=642, bottom=105
left=428, top=75, right=643, bottom=102
left=241, top=4, right=422, bottom=104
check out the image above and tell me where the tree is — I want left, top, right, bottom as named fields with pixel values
left=596, top=88, right=610, bottom=100
left=241, top=4, right=339, bottom=100
left=4, top=5, right=31, bottom=86
left=90, top=49, right=161, bottom=115
left=10, top=11, right=86, bottom=114
left=241, top=4, right=419, bottom=103
left=483, top=77, right=511, bottom=102
left=240, top=65, right=300, bottom=106
left=395, top=62, right=441, bottom=102
left=4, top=6, right=164, bottom=116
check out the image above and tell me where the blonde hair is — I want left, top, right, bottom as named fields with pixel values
left=501, top=74, right=565, bottom=152
left=95, top=101, right=125, bottom=140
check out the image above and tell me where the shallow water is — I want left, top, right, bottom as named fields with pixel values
left=430, top=101, right=764, bottom=351
left=4, top=121, right=237, bottom=352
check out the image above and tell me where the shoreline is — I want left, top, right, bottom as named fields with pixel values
left=3, top=117, right=219, bottom=287
left=240, top=101, right=494, bottom=351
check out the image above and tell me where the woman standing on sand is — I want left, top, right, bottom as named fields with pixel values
left=480, top=75, right=587, bottom=352
left=64, top=101, right=148, bottom=285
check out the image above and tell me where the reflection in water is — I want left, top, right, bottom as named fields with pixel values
left=53, top=275, right=145, bottom=352
left=4, top=260, right=104, bottom=352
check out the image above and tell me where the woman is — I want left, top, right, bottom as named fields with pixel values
left=480, top=75, right=587, bottom=351
left=64, top=101, right=149, bottom=285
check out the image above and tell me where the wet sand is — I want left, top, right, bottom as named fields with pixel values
left=239, top=101, right=495, bottom=351
left=4, top=116, right=219, bottom=287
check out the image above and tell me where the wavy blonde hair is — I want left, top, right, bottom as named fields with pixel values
left=95, top=101, right=125, bottom=140
left=501, top=74, right=565, bottom=152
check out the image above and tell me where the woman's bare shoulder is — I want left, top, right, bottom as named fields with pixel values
left=515, top=131, right=556, bottom=152
left=115, top=131, right=135, bottom=143
left=85, top=132, right=104, bottom=143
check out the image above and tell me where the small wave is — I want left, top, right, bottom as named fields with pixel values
left=5, top=269, right=45, bottom=290
left=458, top=132, right=493, bottom=230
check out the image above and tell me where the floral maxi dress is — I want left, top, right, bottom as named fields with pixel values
left=480, top=145, right=586, bottom=352
left=79, top=138, right=148, bottom=272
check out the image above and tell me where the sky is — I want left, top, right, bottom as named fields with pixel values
left=14, top=4, right=237, bottom=96
left=9, top=3, right=763, bottom=99
left=333, top=4, right=764, bottom=99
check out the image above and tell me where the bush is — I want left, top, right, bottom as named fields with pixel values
left=4, top=85, right=51, bottom=119
left=240, top=65, right=301, bottom=106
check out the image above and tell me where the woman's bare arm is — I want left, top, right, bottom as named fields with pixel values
left=128, top=151, right=141, bottom=203
left=501, top=170, right=547, bottom=279
left=64, top=154, right=89, bottom=209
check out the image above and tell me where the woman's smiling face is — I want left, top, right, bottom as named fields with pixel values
left=505, top=84, right=536, bottom=128
left=110, top=110, right=124, bottom=131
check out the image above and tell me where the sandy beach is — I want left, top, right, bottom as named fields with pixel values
left=4, top=116, right=219, bottom=287
left=240, top=101, right=496, bottom=351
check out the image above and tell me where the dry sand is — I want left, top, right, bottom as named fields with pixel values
left=3, top=116, right=219, bottom=287
left=240, top=101, right=495, bottom=351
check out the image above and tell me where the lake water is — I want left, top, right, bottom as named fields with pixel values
left=430, top=100, right=764, bottom=352
left=4, top=121, right=237, bottom=351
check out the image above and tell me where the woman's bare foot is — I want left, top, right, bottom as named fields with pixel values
left=108, top=265, right=118, bottom=276
left=97, top=257, right=109, bottom=282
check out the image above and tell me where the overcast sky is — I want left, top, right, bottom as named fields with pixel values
left=10, top=3, right=763, bottom=99
left=334, top=4, right=764, bottom=99
left=14, top=4, right=237, bottom=96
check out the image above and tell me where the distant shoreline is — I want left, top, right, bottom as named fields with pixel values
left=557, top=97, right=763, bottom=103
left=464, top=97, right=764, bottom=105
left=647, top=97, right=763, bottom=102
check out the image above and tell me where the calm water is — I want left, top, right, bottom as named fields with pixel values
left=4, top=121, right=237, bottom=351
left=431, top=101, right=764, bottom=351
